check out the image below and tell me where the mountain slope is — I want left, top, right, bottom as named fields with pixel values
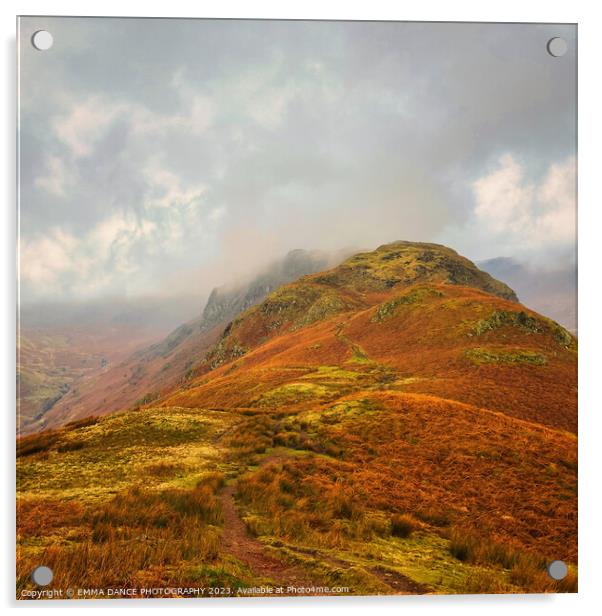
left=27, top=250, right=335, bottom=433
left=17, top=241, right=577, bottom=596
left=17, top=324, right=165, bottom=434
left=165, top=241, right=575, bottom=432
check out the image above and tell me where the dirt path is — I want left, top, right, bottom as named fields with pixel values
left=220, top=483, right=323, bottom=590
left=369, top=565, right=429, bottom=594
left=219, top=480, right=429, bottom=595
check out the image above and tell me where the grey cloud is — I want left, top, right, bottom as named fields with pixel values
left=18, top=17, right=576, bottom=304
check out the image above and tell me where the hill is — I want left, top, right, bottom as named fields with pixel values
left=478, top=257, right=577, bottom=334
left=16, top=241, right=577, bottom=597
left=17, top=294, right=207, bottom=434
left=19, top=249, right=335, bottom=434
left=17, top=325, right=164, bottom=434
left=167, top=241, right=575, bottom=432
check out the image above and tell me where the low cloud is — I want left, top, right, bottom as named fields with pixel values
left=472, top=154, right=576, bottom=260
left=18, top=18, right=576, bottom=304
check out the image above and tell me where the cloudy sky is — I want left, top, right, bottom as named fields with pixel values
left=18, top=17, right=576, bottom=305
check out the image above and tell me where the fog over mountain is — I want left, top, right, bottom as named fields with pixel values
left=19, top=294, right=206, bottom=335
left=19, top=18, right=576, bottom=315
left=16, top=18, right=579, bottom=597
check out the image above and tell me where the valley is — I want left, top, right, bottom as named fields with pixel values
left=17, top=249, right=335, bottom=434
left=16, top=241, right=578, bottom=596
left=17, top=325, right=164, bottom=434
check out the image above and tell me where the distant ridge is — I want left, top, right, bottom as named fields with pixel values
left=20, top=249, right=338, bottom=433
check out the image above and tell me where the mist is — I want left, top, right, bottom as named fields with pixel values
left=18, top=18, right=576, bottom=318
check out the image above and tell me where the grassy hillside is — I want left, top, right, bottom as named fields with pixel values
left=168, top=242, right=576, bottom=432
left=28, top=250, right=333, bottom=433
left=17, top=241, right=577, bottom=597
left=17, top=326, right=161, bottom=434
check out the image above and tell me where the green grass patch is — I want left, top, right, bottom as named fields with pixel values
left=470, top=310, right=575, bottom=349
left=300, top=365, right=365, bottom=382
left=17, top=408, right=237, bottom=501
left=348, top=343, right=372, bottom=364
left=465, top=347, right=547, bottom=366
left=372, top=287, right=444, bottom=322
left=471, top=310, right=543, bottom=336
left=255, top=382, right=330, bottom=407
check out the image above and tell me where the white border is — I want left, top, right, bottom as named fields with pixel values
left=3, top=1, right=601, bottom=614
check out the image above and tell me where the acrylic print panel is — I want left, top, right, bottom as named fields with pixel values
left=16, top=16, right=577, bottom=600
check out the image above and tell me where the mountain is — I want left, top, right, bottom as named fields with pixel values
left=17, top=294, right=208, bottom=434
left=19, top=249, right=336, bottom=434
left=17, top=241, right=577, bottom=596
left=17, top=325, right=167, bottom=434
left=478, top=257, right=577, bottom=334
left=167, top=241, right=575, bottom=432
